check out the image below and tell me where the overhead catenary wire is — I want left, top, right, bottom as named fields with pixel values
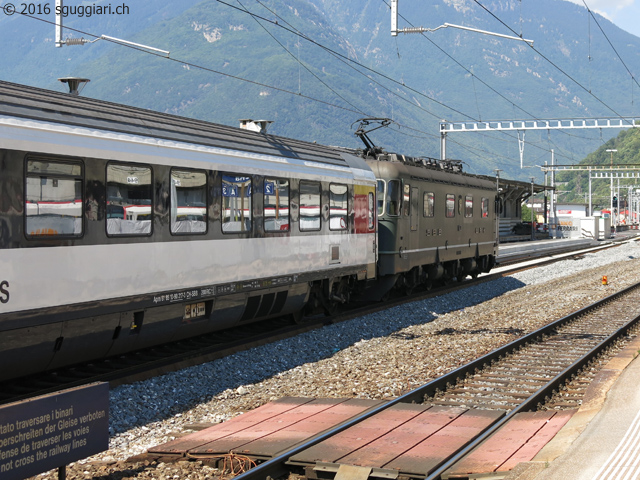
left=581, top=0, right=640, bottom=94
left=384, top=0, right=605, bottom=161
left=251, top=0, right=619, bottom=165
left=234, top=0, right=369, bottom=117
left=15, top=4, right=616, bottom=165
left=471, top=0, right=629, bottom=121
left=253, top=0, right=583, bottom=162
left=32, top=5, right=459, bottom=145
left=232, top=0, right=478, bottom=122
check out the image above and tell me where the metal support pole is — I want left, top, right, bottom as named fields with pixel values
left=530, top=178, right=535, bottom=241
left=550, top=150, right=556, bottom=238
left=544, top=161, right=548, bottom=226
left=607, top=149, right=617, bottom=233
left=588, top=167, right=592, bottom=217
left=391, top=0, right=398, bottom=36
left=55, top=0, right=63, bottom=47
left=494, top=169, right=501, bottom=245
left=617, top=177, right=620, bottom=227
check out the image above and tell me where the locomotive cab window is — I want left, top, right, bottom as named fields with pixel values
left=376, top=180, right=386, bottom=215
left=264, top=178, right=290, bottom=232
left=481, top=197, right=489, bottom=218
left=222, top=174, right=252, bottom=233
left=329, top=184, right=348, bottom=230
left=299, top=181, right=321, bottom=231
left=25, top=159, right=83, bottom=238
left=106, top=163, right=153, bottom=236
left=465, top=195, right=473, bottom=217
left=171, top=169, right=207, bottom=235
left=386, top=180, right=401, bottom=216
left=445, top=194, right=455, bottom=218
left=423, top=192, right=435, bottom=217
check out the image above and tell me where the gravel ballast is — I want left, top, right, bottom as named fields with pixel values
left=31, top=240, right=640, bottom=480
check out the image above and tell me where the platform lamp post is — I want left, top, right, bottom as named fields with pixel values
left=530, top=178, right=535, bottom=241
left=606, top=149, right=617, bottom=231
left=494, top=169, right=502, bottom=245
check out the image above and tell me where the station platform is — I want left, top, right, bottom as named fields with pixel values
left=496, top=237, right=598, bottom=264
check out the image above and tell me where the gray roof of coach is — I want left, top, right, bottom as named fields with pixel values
left=0, top=80, right=348, bottom=167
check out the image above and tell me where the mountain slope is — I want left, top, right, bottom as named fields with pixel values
left=1, top=0, right=639, bottom=181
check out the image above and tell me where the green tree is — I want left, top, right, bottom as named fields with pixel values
left=521, top=204, right=534, bottom=222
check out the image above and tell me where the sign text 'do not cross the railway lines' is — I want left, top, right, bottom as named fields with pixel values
left=0, top=383, right=109, bottom=479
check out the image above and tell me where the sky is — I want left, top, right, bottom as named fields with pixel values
left=563, top=0, right=640, bottom=38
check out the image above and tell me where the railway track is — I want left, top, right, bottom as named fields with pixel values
left=221, top=278, right=640, bottom=480
left=0, top=239, right=625, bottom=407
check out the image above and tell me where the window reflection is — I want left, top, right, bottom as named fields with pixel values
left=446, top=193, right=455, bottom=218
left=106, top=164, right=152, bottom=236
left=386, top=180, right=401, bottom=216
left=329, top=184, right=348, bottom=230
left=403, top=184, right=411, bottom=216
left=264, top=178, right=289, bottom=232
left=376, top=180, right=385, bottom=215
left=222, top=174, right=252, bottom=233
left=465, top=195, right=473, bottom=217
left=300, top=181, right=321, bottom=231
left=171, top=170, right=207, bottom=234
left=25, top=160, right=83, bottom=237
left=423, top=192, right=435, bottom=217
left=482, top=197, right=489, bottom=218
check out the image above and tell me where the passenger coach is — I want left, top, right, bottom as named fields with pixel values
left=0, top=81, right=377, bottom=381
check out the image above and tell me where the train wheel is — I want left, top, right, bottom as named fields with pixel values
left=322, top=278, right=349, bottom=316
left=403, top=268, right=419, bottom=295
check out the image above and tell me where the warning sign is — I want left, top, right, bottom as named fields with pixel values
left=0, top=383, right=109, bottom=480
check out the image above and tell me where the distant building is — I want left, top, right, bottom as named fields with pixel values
left=555, top=203, right=588, bottom=238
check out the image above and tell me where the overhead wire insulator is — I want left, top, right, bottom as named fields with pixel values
left=64, top=38, right=89, bottom=46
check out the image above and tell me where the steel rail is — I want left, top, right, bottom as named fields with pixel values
left=234, top=281, right=640, bottom=480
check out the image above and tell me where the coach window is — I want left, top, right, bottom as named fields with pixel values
left=481, top=197, right=489, bottom=218
left=329, top=184, right=348, bottom=230
left=25, top=159, right=83, bottom=237
left=386, top=180, right=401, bottom=216
left=171, top=169, right=207, bottom=235
left=465, top=195, right=473, bottom=217
left=264, top=178, right=290, bottom=232
left=300, top=181, right=321, bottom=231
left=423, top=192, right=435, bottom=217
left=106, top=164, right=152, bottom=236
left=402, top=184, right=411, bottom=216
left=445, top=194, right=455, bottom=218
left=222, top=174, right=252, bottom=233
left=376, top=180, right=386, bottom=215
